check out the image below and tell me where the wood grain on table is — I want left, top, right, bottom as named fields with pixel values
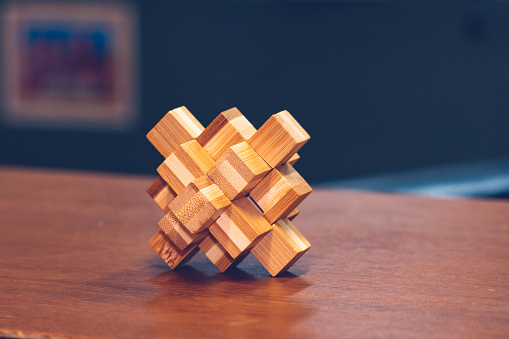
left=0, top=167, right=508, bottom=338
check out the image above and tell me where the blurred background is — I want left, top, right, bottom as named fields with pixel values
left=0, top=0, right=508, bottom=199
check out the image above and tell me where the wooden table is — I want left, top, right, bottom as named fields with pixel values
left=1, top=167, right=508, bottom=338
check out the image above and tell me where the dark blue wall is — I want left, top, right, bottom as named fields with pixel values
left=1, top=1, right=509, bottom=183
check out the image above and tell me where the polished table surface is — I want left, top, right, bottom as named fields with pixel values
left=1, top=167, right=508, bottom=338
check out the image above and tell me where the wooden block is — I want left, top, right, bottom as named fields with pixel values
left=146, top=176, right=177, bottom=213
left=198, top=234, right=248, bottom=273
left=157, top=140, right=215, bottom=194
left=287, top=208, right=300, bottom=221
left=251, top=218, right=311, bottom=276
left=209, top=197, right=272, bottom=259
left=147, top=106, right=205, bottom=158
left=149, top=230, right=199, bottom=270
left=169, top=176, right=230, bottom=234
left=249, top=163, right=312, bottom=224
left=207, top=141, right=271, bottom=200
left=158, top=211, right=208, bottom=251
left=196, top=107, right=256, bottom=161
left=248, top=110, right=310, bottom=168
left=288, top=153, right=300, bottom=166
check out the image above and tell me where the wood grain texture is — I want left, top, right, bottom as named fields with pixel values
left=288, top=152, right=300, bottom=166
left=250, top=163, right=312, bottom=224
left=157, top=140, right=215, bottom=194
left=147, top=106, right=205, bottom=158
left=208, top=141, right=271, bottom=200
left=251, top=218, right=311, bottom=276
left=196, top=108, right=257, bottom=161
left=209, top=197, right=272, bottom=259
left=146, top=176, right=177, bottom=213
left=248, top=110, right=310, bottom=168
left=149, top=231, right=199, bottom=269
left=198, top=234, right=248, bottom=273
left=287, top=208, right=300, bottom=221
left=158, top=211, right=208, bottom=250
left=1, top=167, right=509, bottom=339
left=168, top=176, right=230, bottom=234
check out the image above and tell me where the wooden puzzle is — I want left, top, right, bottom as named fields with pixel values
left=147, top=107, right=312, bottom=276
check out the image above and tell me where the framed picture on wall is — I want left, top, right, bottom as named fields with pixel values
left=1, top=2, right=138, bottom=130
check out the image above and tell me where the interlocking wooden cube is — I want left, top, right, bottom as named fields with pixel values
left=157, top=140, right=215, bottom=194
left=207, top=141, right=271, bottom=201
left=158, top=211, right=208, bottom=251
left=149, top=230, right=199, bottom=270
left=147, top=106, right=312, bottom=277
left=146, top=176, right=177, bottom=213
left=251, top=218, right=311, bottom=276
left=249, top=163, right=312, bottom=224
left=208, top=197, right=272, bottom=259
left=147, top=106, right=204, bottom=158
left=248, top=110, right=310, bottom=168
left=196, top=108, right=256, bottom=161
left=169, top=176, right=230, bottom=234
left=198, top=233, right=248, bottom=273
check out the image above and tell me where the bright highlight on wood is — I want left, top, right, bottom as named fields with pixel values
left=147, top=106, right=312, bottom=276
left=250, top=163, right=312, bottom=224
left=208, top=141, right=271, bottom=200
left=157, top=140, right=215, bottom=194
left=147, top=106, right=205, bottom=158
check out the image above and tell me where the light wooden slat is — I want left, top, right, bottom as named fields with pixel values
left=169, top=176, right=230, bottom=234
left=198, top=233, right=248, bottom=273
left=208, top=141, right=271, bottom=200
left=157, top=140, right=215, bottom=194
left=158, top=211, right=208, bottom=250
left=149, top=230, right=199, bottom=270
left=209, top=197, right=272, bottom=259
left=147, top=106, right=204, bottom=158
left=248, top=110, right=310, bottom=168
left=146, top=176, right=177, bottom=213
left=288, top=152, right=300, bottom=166
left=196, top=107, right=256, bottom=161
left=287, top=208, right=300, bottom=221
left=250, top=163, right=312, bottom=224
left=251, top=218, right=311, bottom=276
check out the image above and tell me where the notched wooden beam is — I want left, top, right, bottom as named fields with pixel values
left=208, top=141, right=271, bottom=201
left=147, top=106, right=204, bottom=158
left=251, top=218, right=311, bottom=276
left=250, top=163, right=312, bottom=224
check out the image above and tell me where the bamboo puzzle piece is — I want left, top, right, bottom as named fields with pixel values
left=288, top=153, right=300, bottom=166
left=158, top=211, right=208, bottom=251
left=248, top=110, right=310, bottom=168
left=198, top=234, right=249, bottom=272
left=209, top=197, right=272, bottom=259
left=251, top=218, right=311, bottom=276
left=146, top=176, right=177, bottom=213
left=147, top=106, right=312, bottom=276
left=207, top=141, right=271, bottom=201
left=287, top=208, right=300, bottom=221
left=147, top=106, right=205, bottom=158
left=196, top=108, right=257, bottom=161
left=149, top=231, right=199, bottom=269
left=169, top=176, right=230, bottom=234
left=157, top=140, right=215, bottom=194
left=250, top=163, right=312, bottom=224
